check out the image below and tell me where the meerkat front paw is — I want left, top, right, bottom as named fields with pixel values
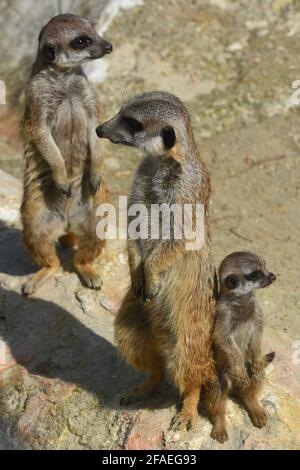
left=230, top=365, right=250, bottom=388
left=89, top=175, right=102, bottom=195
left=57, top=182, right=72, bottom=198
left=143, top=279, right=161, bottom=302
left=131, top=277, right=144, bottom=299
left=53, top=171, right=72, bottom=198
left=249, top=358, right=265, bottom=379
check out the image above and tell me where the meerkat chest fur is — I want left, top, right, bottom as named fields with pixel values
left=25, top=68, right=97, bottom=181
left=130, top=154, right=207, bottom=256
left=222, top=295, right=258, bottom=357
left=129, top=150, right=215, bottom=359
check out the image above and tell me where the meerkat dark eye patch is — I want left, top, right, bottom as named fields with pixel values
left=161, top=126, right=176, bottom=149
left=245, top=270, right=264, bottom=281
left=42, top=45, right=57, bottom=63
left=122, top=117, right=143, bottom=134
left=224, top=274, right=238, bottom=290
left=70, top=36, right=92, bottom=49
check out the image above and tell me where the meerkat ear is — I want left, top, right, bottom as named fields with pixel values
left=41, top=45, right=58, bottom=64
left=161, top=126, right=176, bottom=149
left=224, top=274, right=238, bottom=290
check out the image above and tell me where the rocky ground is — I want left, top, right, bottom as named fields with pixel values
left=0, top=0, right=299, bottom=450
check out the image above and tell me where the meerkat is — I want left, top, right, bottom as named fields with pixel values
left=206, top=251, right=276, bottom=443
left=20, top=14, right=112, bottom=295
left=96, top=91, right=217, bottom=431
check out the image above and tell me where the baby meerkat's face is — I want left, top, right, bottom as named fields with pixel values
left=219, top=251, right=276, bottom=296
left=96, top=91, right=189, bottom=157
left=38, top=14, right=113, bottom=70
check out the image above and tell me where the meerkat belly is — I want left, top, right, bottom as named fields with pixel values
left=233, top=322, right=254, bottom=358
left=52, top=98, right=89, bottom=180
left=148, top=248, right=215, bottom=364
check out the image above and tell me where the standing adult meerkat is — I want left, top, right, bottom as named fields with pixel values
left=207, top=252, right=276, bottom=443
left=96, top=91, right=217, bottom=430
left=21, top=14, right=112, bottom=295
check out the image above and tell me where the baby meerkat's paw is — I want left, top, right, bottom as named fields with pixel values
left=230, top=365, right=251, bottom=389
left=249, top=406, right=268, bottom=428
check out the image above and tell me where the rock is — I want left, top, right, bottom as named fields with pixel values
left=226, top=42, right=244, bottom=52
left=245, top=20, right=269, bottom=31
left=75, top=290, right=95, bottom=317
left=124, top=411, right=165, bottom=450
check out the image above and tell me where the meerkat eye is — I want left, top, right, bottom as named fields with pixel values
left=246, top=270, right=264, bottom=281
left=70, top=36, right=92, bottom=49
left=224, top=275, right=238, bottom=290
left=122, top=117, right=143, bottom=134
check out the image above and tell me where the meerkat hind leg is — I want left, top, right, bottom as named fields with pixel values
left=208, top=377, right=229, bottom=443
left=74, top=237, right=104, bottom=290
left=23, top=265, right=60, bottom=296
left=22, top=237, right=61, bottom=296
left=240, top=381, right=267, bottom=428
left=170, top=386, right=200, bottom=432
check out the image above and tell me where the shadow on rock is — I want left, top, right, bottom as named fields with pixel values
left=0, top=225, right=173, bottom=412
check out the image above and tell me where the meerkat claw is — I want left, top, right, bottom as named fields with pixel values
left=90, top=177, right=102, bottom=195
left=59, top=184, right=72, bottom=198
left=170, top=412, right=193, bottom=432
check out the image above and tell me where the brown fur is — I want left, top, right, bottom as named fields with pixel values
left=205, top=252, right=276, bottom=443
left=20, top=14, right=112, bottom=295
left=97, top=91, right=217, bottom=430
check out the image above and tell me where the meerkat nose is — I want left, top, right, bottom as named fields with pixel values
left=269, top=273, right=276, bottom=282
left=95, top=126, right=103, bottom=137
left=105, top=42, right=113, bottom=53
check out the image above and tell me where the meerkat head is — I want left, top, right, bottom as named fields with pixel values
left=96, top=91, right=194, bottom=161
left=219, top=251, right=276, bottom=296
left=37, top=14, right=112, bottom=70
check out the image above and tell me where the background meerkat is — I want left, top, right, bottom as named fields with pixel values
left=206, top=251, right=276, bottom=443
left=21, top=14, right=112, bottom=295
left=96, top=91, right=217, bottom=431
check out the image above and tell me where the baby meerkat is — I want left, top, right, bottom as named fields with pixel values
left=96, top=91, right=217, bottom=431
left=21, top=14, right=112, bottom=295
left=207, top=251, right=276, bottom=443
